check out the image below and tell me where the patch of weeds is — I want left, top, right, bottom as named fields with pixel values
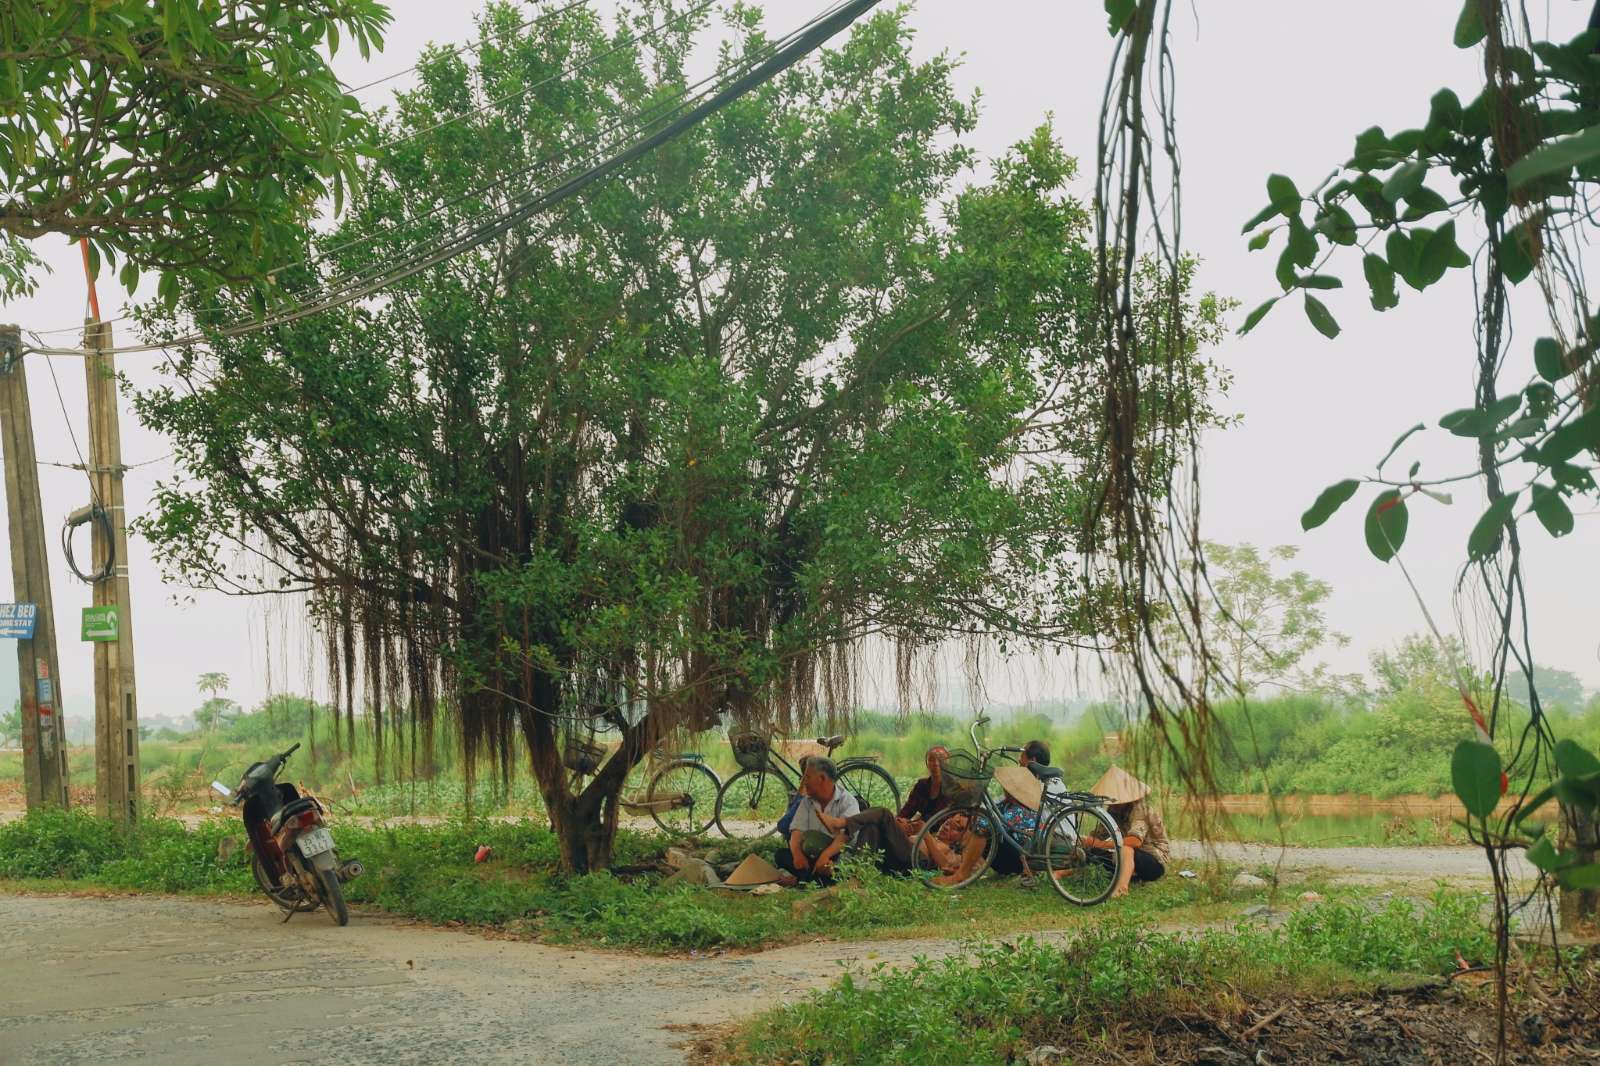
left=725, top=889, right=1499, bottom=1065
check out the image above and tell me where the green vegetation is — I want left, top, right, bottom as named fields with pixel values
left=0, top=807, right=1342, bottom=954
left=724, top=890, right=1496, bottom=1065
left=0, top=0, right=391, bottom=297
left=130, top=0, right=1229, bottom=874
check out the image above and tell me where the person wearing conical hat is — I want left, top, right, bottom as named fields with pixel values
left=931, top=764, right=1045, bottom=887
left=1083, top=765, right=1169, bottom=897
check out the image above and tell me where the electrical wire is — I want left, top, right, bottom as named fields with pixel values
left=24, top=0, right=880, bottom=360
left=376, top=0, right=717, bottom=152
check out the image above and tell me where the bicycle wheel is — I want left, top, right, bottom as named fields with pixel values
left=837, top=761, right=900, bottom=814
left=1043, top=804, right=1121, bottom=906
left=911, top=805, right=995, bottom=888
left=714, top=767, right=795, bottom=838
left=646, top=759, right=722, bottom=837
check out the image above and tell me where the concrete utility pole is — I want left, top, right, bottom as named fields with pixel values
left=0, top=324, right=70, bottom=808
left=83, top=319, right=141, bottom=823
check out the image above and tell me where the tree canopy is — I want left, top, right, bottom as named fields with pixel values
left=134, top=2, right=1228, bottom=869
left=0, top=0, right=390, bottom=297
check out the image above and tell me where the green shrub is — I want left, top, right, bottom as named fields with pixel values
left=730, top=890, right=1495, bottom=1065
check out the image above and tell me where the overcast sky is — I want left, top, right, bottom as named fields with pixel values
left=4, top=0, right=1598, bottom=727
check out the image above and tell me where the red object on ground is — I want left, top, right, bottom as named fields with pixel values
left=474, top=845, right=492, bottom=863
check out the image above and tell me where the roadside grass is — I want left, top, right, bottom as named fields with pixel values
left=718, top=889, right=1500, bottom=1066
left=0, top=808, right=1368, bottom=954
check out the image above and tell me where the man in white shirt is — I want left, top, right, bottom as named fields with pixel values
left=774, top=757, right=858, bottom=885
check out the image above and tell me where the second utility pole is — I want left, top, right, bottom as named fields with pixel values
left=84, top=319, right=141, bottom=823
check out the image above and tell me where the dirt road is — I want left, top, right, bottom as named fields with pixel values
left=0, top=894, right=993, bottom=1066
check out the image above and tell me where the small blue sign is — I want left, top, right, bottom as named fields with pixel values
left=37, top=679, right=53, bottom=704
left=0, top=603, right=37, bottom=639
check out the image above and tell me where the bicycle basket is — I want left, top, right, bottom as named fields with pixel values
left=562, top=737, right=607, bottom=775
left=730, top=731, right=771, bottom=772
left=941, top=750, right=991, bottom=784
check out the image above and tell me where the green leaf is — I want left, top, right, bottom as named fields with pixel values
left=1297, top=274, right=1343, bottom=290
left=1508, top=123, right=1600, bottom=190
left=1554, top=738, right=1600, bottom=779
left=1362, top=254, right=1399, bottom=311
left=1382, top=159, right=1428, bottom=203
left=1467, top=492, right=1519, bottom=560
left=1525, top=836, right=1561, bottom=872
left=1301, top=479, right=1360, bottom=531
left=1417, top=220, right=1470, bottom=286
left=1104, top=0, right=1137, bottom=34
left=1303, top=294, right=1339, bottom=339
left=1364, top=490, right=1409, bottom=561
left=1385, top=229, right=1416, bottom=288
left=1516, top=784, right=1559, bottom=826
left=1556, top=863, right=1600, bottom=890
left=1549, top=461, right=1597, bottom=492
left=1267, top=173, right=1301, bottom=216
left=1401, top=185, right=1449, bottom=221
left=1238, top=297, right=1278, bottom=336
left=1451, top=740, right=1502, bottom=819
left=1533, top=338, right=1565, bottom=382
left=1542, top=406, right=1600, bottom=462
left=1247, top=229, right=1273, bottom=251
left=1454, top=1, right=1485, bottom=48
left=1315, top=204, right=1359, bottom=246
left=1530, top=484, right=1574, bottom=538
left=1285, top=216, right=1317, bottom=268
left=1242, top=202, right=1278, bottom=234
left=1499, top=226, right=1535, bottom=284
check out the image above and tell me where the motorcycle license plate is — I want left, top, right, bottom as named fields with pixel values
left=298, top=827, right=335, bottom=857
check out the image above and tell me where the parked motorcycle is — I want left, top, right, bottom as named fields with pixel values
left=212, top=743, right=361, bottom=926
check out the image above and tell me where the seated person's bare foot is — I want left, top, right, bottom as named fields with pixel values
left=1110, top=884, right=1128, bottom=898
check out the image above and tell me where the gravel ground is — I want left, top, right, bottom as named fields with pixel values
left=0, top=894, right=999, bottom=1066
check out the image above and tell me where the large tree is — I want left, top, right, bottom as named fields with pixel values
left=0, top=0, right=390, bottom=297
left=134, top=2, right=1228, bottom=870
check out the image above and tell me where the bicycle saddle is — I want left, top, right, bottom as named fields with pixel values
left=1027, top=765, right=1064, bottom=782
left=816, top=734, right=845, bottom=750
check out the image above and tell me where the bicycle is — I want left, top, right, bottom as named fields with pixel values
left=910, top=714, right=1124, bottom=905
left=639, top=751, right=724, bottom=838
left=711, top=731, right=901, bottom=838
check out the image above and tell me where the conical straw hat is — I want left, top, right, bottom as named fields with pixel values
left=994, top=765, right=1044, bottom=811
left=721, top=852, right=785, bottom=887
left=1091, top=765, right=1150, bottom=805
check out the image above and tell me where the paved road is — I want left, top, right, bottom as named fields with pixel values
left=0, top=894, right=992, bottom=1066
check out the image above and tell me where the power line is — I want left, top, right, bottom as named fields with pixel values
left=24, top=0, right=883, bottom=360
left=376, top=0, right=717, bottom=152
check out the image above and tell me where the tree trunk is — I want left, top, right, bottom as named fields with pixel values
left=529, top=710, right=653, bottom=874
left=1560, top=802, right=1598, bottom=933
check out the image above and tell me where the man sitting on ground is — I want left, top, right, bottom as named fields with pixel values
left=774, top=757, right=857, bottom=885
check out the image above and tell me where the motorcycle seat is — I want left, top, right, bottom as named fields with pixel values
left=269, top=796, right=320, bottom=833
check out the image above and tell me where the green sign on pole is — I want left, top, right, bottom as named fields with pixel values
left=82, top=605, right=119, bottom=642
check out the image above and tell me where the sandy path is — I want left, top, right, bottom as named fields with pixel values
left=0, top=894, right=1004, bottom=1066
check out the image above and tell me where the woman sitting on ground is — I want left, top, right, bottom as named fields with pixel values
left=896, top=745, right=951, bottom=838
left=931, top=765, right=1042, bottom=887
left=1082, top=765, right=1169, bottom=897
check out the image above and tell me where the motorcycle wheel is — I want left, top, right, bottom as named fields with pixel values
left=252, top=850, right=316, bottom=914
left=314, top=858, right=349, bottom=926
